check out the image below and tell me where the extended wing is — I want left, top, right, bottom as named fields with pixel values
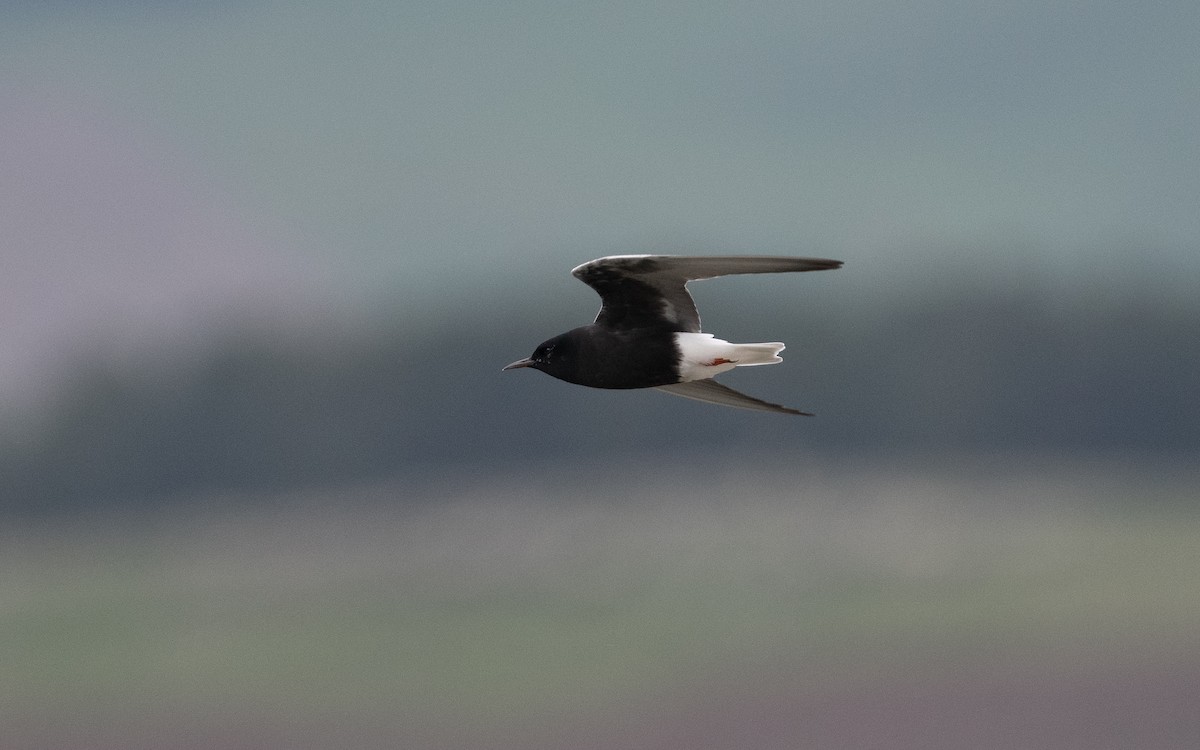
left=655, top=379, right=811, bottom=415
left=571, top=255, right=842, bottom=332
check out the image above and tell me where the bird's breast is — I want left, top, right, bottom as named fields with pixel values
left=557, top=326, right=681, bottom=389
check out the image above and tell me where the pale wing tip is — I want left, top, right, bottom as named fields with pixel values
left=811, top=258, right=844, bottom=270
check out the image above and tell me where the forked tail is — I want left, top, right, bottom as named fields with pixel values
left=728, top=341, right=785, bottom=366
left=675, top=333, right=785, bottom=380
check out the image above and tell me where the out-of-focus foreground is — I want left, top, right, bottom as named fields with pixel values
left=5, top=460, right=1197, bottom=749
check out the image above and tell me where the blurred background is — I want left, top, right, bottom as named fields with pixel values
left=3, top=2, right=1198, bottom=748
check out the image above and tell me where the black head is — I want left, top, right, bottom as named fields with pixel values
left=502, top=332, right=579, bottom=381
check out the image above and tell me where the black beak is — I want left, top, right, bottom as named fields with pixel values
left=502, top=357, right=536, bottom=371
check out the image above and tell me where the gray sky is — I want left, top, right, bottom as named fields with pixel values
left=2, top=1, right=1198, bottom=407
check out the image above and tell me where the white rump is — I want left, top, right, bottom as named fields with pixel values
left=674, top=332, right=784, bottom=382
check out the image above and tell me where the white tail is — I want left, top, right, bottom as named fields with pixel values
left=674, top=333, right=785, bottom=381
left=728, top=341, right=786, bottom=366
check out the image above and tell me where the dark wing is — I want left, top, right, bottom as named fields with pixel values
left=571, top=255, right=843, bottom=332
left=655, top=379, right=812, bottom=416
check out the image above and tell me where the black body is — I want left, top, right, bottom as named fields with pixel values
left=519, top=324, right=680, bottom=389
left=504, top=255, right=843, bottom=414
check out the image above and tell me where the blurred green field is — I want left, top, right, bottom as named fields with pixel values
left=3, top=461, right=1198, bottom=749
